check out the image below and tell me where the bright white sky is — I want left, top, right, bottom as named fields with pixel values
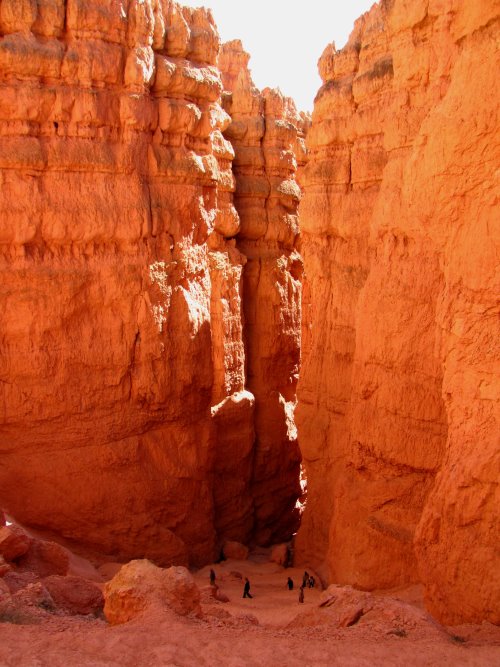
left=179, top=0, right=376, bottom=111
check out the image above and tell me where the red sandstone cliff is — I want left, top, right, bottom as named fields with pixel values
left=0, top=1, right=301, bottom=566
left=1, top=0, right=498, bottom=629
left=296, top=0, right=499, bottom=625
left=219, top=41, right=308, bottom=545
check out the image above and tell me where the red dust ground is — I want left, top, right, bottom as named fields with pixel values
left=0, top=553, right=499, bottom=666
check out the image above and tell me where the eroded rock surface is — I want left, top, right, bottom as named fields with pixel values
left=0, top=2, right=302, bottom=567
left=104, top=559, right=201, bottom=624
left=296, top=0, right=499, bottom=624
left=220, top=41, right=308, bottom=545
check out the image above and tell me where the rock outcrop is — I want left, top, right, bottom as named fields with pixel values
left=0, top=2, right=302, bottom=566
left=43, top=574, right=104, bottom=615
left=296, top=0, right=499, bottom=624
left=104, top=559, right=201, bottom=624
left=220, top=41, right=308, bottom=544
left=1, top=0, right=497, bottom=629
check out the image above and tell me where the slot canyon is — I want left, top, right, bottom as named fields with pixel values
left=0, top=0, right=498, bottom=664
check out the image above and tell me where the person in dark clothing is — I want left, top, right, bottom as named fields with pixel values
left=287, top=577, right=294, bottom=590
left=243, top=577, right=253, bottom=598
left=308, top=575, right=315, bottom=588
left=209, top=568, right=216, bottom=585
left=302, top=571, right=309, bottom=588
left=299, top=586, right=305, bottom=603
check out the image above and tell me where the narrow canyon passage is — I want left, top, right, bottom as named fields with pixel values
left=0, top=0, right=498, bottom=642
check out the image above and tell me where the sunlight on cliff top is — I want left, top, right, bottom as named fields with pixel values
left=180, top=0, right=375, bottom=111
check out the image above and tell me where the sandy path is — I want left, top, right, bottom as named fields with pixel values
left=0, top=557, right=499, bottom=667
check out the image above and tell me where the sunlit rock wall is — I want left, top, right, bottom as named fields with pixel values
left=0, top=0, right=254, bottom=566
left=296, top=0, right=499, bottom=624
left=219, top=41, right=308, bottom=545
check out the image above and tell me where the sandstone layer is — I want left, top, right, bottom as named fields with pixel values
left=295, top=0, right=499, bottom=624
left=220, top=41, right=308, bottom=545
left=0, top=1, right=302, bottom=566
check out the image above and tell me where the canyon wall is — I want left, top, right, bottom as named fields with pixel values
left=296, top=0, right=499, bottom=624
left=0, top=0, right=302, bottom=566
left=1, top=0, right=498, bottom=628
left=220, top=41, right=308, bottom=545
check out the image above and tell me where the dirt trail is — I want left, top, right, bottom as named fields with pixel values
left=0, top=556, right=499, bottom=667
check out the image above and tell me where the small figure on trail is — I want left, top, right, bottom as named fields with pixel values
left=209, top=568, right=216, bottom=585
left=308, top=575, right=315, bottom=588
left=302, top=571, right=309, bottom=588
left=243, top=577, right=253, bottom=598
left=287, top=577, right=294, bottom=590
left=299, top=586, right=305, bottom=603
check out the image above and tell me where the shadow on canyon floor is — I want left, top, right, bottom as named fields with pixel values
left=0, top=546, right=499, bottom=667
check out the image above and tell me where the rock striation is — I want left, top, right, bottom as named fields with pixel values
left=0, top=2, right=303, bottom=566
left=220, top=41, right=308, bottom=545
left=1, top=0, right=498, bottom=629
left=295, top=0, right=499, bottom=625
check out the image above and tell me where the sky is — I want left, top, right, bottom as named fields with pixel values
left=179, top=0, right=376, bottom=111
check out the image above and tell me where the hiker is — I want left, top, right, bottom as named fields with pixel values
left=209, top=568, right=216, bottom=585
left=243, top=577, right=253, bottom=598
left=308, top=575, right=315, bottom=588
left=287, top=577, right=294, bottom=590
left=299, top=586, right=304, bottom=603
left=302, top=571, right=309, bottom=588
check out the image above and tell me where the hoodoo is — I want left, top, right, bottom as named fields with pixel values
left=219, top=40, right=308, bottom=545
left=0, top=0, right=498, bottom=632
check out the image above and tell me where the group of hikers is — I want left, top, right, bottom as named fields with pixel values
left=288, top=570, right=316, bottom=603
left=209, top=568, right=315, bottom=603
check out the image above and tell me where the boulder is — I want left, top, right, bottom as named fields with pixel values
left=0, top=556, right=12, bottom=577
left=18, top=538, right=70, bottom=577
left=104, top=559, right=201, bottom=625
left=0, top=525, right=31, bottom=561
left=43, top=575, right=104, bottom=615
left=223, top=541, right=248, bottom=561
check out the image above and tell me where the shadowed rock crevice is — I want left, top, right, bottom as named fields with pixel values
left=219, top=40, right=309, bottom=547
left=0, top=0, right=497, bottom=630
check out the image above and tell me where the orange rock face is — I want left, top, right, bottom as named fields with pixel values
left=220, top=41, right=308, bottom=544
left=104, top=559, right=201, bottom=624
left=0, top=3, right=302, bottom=566
left=296, top=0, right=499, bottom=624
